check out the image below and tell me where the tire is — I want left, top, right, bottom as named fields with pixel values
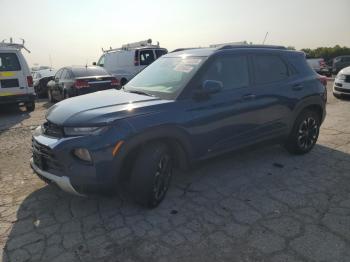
left=48, top=89, right=55, bottom=103
left=333, top=93, right=342, bottom=99
left=285, top=110, right=321, bottom=155
left=64, top=91, right=70, bottom=99
left=120, top=78, right=128, bottom=87
left=130, top=142, right=173, bottom=208
left=26, top=101, right=35, bottom=112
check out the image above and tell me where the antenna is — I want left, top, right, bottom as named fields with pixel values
left=262, top=32, right=269, bottom=45
left=49, top=54, right=53, bottom=70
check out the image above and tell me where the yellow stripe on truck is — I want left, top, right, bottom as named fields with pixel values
left=0, top=93, right=15, bottom=96
left=0, top=72, right=16, bottom=77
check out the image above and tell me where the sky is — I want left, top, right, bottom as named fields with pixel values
left=1, top=0, right=349, bottom=68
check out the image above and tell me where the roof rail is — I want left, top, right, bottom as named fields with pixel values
left=0, top=38, right=31, bottom=53
left=102, top=39, right=160, bottom=53
left=209, top=41, right=248, bottom=48
left=171, top=47, right=202, bottom=53
left=218, top=44, right=287, bottom=50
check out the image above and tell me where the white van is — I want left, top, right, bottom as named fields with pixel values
left=95, top=39, right=167, bottom=86
left=0, top=39, right=35, bottom=111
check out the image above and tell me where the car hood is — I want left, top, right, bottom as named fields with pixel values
left=46, top=89, right=172, bottom=126
left=340, top=66, right=350, bottom=75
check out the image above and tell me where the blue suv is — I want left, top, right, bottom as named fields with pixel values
left=31, top=45, right=327, bottom=207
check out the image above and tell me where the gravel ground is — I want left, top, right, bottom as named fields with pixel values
left=1, top=82, right=350, bottom=262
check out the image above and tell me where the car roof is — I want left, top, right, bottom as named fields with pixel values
left=0, top=46, right=20, bottom=52
left=165, top=45, right=299, bottom=58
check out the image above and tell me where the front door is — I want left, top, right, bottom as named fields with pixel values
left=187, top=54, right=260, bottom=157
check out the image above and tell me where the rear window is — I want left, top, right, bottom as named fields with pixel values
left=253, top=55, right=289, bottom=84
left=72, top=67, right=109, bottom=77
left=0, top=53, right=21, bottom=72
left=140, top=50, right=155, bottom=66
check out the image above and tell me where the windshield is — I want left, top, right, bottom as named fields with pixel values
left=124, top=56, right=205, bottom=99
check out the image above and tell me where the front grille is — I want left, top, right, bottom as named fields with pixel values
left=42, top=121, right=64, bottom=138
left=345, top=75, right=350, bottom=83
left=32, top=139, right=63, bottom=172
left=334, top=86, right=350, bottom=93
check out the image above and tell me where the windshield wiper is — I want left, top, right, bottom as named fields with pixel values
left=125, top=89, right=153, bottom=97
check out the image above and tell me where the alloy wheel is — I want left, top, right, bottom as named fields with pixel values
left=297, top=117, right=319, bottom=150
left=152, top=154, right=172, bottom=204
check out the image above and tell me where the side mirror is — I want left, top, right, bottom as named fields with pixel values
left=201, top=80, right=223, bottom=94
left=92, top=62, right=97, bottom=66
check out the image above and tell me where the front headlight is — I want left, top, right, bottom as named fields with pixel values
left=336, top=74, right=346, bottom=81
left=64, top=126, right=108, bottom=136
left=33, top=125, right=43, bottom=136
left=73, top=148, right=92, bottom=162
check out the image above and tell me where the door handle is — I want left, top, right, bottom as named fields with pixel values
left=242, top=94, right=256, bottom=100
left=292, top=84, right=303, bottom=91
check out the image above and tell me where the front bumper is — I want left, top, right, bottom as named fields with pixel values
left=30, top=158, right=84, bottom=196
left=30, top=122, right=132, bottom=195
left=333, top=81, right=350, bottom=95
left=0, top=93, right=35, bottom=105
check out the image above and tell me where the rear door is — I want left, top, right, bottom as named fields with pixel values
left=0, top=52, right=26, bottom=96
left=249, top=53, right=295, bottom=139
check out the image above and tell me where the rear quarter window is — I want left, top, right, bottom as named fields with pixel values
left=0, top=53, right=21, bottom=72
left=155, top=49, right=168, bottom=58
left=253, top=55, right=289, bottom=84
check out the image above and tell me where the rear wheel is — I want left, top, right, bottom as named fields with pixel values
left=129, top=143, right=173, bottom=208
left=26, top=101, right=35, bottom=112
left=285, top=110, right=320, bottom=154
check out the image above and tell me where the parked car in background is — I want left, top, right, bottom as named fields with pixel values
left=332, top=56, right=350, bottom=74
left=94, top=39, right=167, bottom=86
left=31, top=45, right=327, bottom=208
left=307, top=58, right=331, bottom=77
left=333, top=66, right=350, bottom=98
left=0, top=39, right=35, bottom=111
left=47, top=66, right=119, bottom=102
left=33, top=68, right=56, bottom=98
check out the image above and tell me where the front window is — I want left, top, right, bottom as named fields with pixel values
left=0, top=53, right=21, bottom=72
left=97, top=55, right=105, bottom=67
left=125, top=56, right=205, bottom=99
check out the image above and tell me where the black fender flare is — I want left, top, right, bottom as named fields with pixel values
left=288, top=95, right=325, bottom=131
left=115, top=125, right=194, bottom=175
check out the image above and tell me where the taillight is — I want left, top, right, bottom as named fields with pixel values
left=318, top=75, right=328, bottom=102
left=134, top=50, right=139, bottom=66
left=75, top=79, right=90, bottom=89
left=319, top=60, right=326, bottom=68
left=27, top=76, right=33, bottom=87
left=319, top=75, right=327, bottom=87
left=111, top=78, right=119, bottom=86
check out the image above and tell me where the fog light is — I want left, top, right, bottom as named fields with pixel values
left=73, top=148, right=92, bottom=162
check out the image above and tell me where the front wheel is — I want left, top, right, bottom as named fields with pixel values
left=285, top=110, right=320, bottom=154
left=26, top=101, right=35, bottom=112
left=129, top=143, right=173, bottom=208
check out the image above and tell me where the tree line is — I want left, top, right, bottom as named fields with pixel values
left=287, top=45, right=350, bottom=62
